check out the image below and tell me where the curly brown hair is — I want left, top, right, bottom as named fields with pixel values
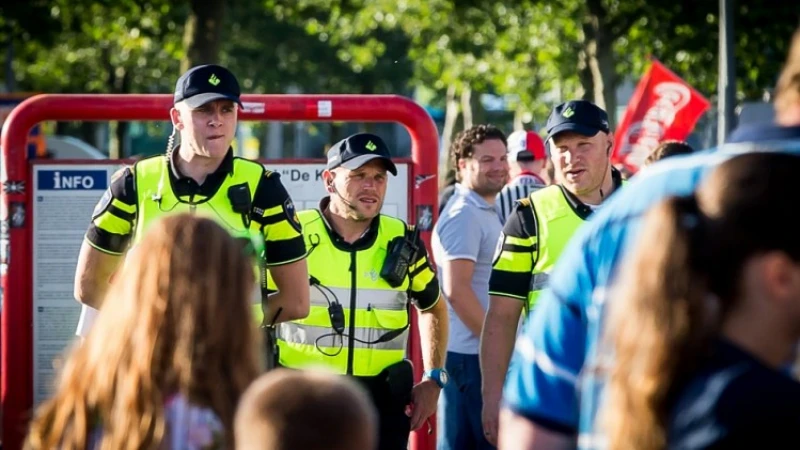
left=450, top=124, right=507, bottom=181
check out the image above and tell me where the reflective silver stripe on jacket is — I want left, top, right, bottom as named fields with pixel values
left=278, top=322, right=409, bottom=350
left=309, top=286, right=408, bottom=311
left=530, top=272, right=550, bottom=291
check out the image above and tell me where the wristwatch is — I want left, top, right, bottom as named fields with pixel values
left=423, top=368, right=450, bottom=388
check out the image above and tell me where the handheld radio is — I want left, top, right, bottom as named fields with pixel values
left=380, top=225, right=421, bottom=287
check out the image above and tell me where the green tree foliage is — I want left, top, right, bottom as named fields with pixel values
left=3, top=0, right=797, bottom=157
left=224, top=0, right=413, bottom=95
left=11, top=0, right=185, bottom=95
left=620, top=0, right=799, bottom=103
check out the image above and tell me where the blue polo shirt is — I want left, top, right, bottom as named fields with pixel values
left=501, top=124, right=800, bottom=447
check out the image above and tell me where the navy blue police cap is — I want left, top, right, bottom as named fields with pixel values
left=545, top=100, right=610, bottom=142
left=326, top=133, right=398, bottom=176
left=174, top=64, right=243, bottom=108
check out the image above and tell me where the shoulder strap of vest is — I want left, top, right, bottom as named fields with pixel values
left=132, top=153, right=166, bottom=175
left=528, top=187, right=564, bottom=266
left=233, top=157, right=267, bottom=176
left=378, top=214, right=407, bottom=239
left=297, top=208, right=322, bottom=226
left=530, top=185, right=571, bottom=219
left=233, top=158, right=266, bottom=204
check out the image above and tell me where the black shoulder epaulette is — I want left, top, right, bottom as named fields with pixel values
left=110, top=167, right=129, bottom=183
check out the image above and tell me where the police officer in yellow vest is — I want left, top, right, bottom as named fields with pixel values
left=270, top=133, right=449, bottom=450
left=478, top=100, right=624, bottom=444
left=73, top=64, right=310, bottom=338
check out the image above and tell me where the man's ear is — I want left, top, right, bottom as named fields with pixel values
left=322, top=170, right=335, bottom=192
left=457, top=157, right=467, bottom=173
left=170, top=107, right=184, bottom=130
left=760, top=251, right=800, bottom=304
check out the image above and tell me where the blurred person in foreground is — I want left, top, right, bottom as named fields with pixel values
left=433, top=124, right=508, bottom=450
left=495, top=130, right=548, bottom=224
left=482, top=100, right=624, bottom=445
left=236, top=368, right=379, bottom=450
left=497, top=25, right=800, bottom=450
left=602, top=152, right=800, bottom=449
left=25, top=215, right=262, bottom=449
left=73, top=64, right=309, bottom=339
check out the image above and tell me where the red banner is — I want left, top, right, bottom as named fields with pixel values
left=612, top=59, right=710, bottom=172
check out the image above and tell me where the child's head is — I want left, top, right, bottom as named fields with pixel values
left=235, top=369, right=378, bottom=450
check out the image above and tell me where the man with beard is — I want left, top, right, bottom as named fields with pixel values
left=432, top=124, right=509, bottom=450
left=481, top=100, right=624, bottom=445
left=271, top=133, right=449, bottom=450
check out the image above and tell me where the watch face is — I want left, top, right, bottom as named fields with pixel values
left=440, top=370, right=449, bottom=385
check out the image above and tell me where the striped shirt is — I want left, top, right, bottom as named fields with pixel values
left=495, top=172, right=546, bottom=224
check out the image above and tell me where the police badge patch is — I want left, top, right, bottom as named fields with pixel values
left=92, top=189, right=113, bottom=220
left=283, top=198, right=302, bottom=233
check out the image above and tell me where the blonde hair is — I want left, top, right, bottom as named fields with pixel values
left=774, top=26, right=800, bottom=117
left=600, top=153, right=800, bottom=450
left=25, top=214, right=262, bottom=450
left=235, top=369, right=378, bottom=450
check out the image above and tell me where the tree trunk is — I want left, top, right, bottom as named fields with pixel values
left=469, top=86, right=487, bottom=126
left=460, top=87, right=473, bottom=129
left=577, top=47, right=595, bottom=102
left=103, top=47, right=121, bottom=158
left=440, top=84, right=460, bottom=188
left=513, top=107, right=525, bottom=131
left=115, top=70, right=132, bottom=158
left=105, top=49, right=132, bottom=159
left=583, top=0, right=618, bottom=128
left=79, top=123, right=98, bottom=150
left=181, top=0, right=225, bottom=72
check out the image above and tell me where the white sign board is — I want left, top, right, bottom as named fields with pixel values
left=31, top=162, right=409, bottom=405
left=31, top=165, right=120, bottom=406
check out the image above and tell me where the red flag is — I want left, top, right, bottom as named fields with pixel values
left=612, top=60, right=710, bottom=173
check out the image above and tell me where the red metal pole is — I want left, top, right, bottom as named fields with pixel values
left=0, top=94, right=438, bottom=450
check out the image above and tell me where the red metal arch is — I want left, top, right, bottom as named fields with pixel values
left=1, top=94, right=439, bottom=450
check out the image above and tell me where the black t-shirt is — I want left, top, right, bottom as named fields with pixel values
left=667, top=339, right=800, bottom=449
